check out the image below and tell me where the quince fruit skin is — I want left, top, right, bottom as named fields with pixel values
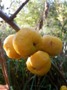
left=41, top=35, right=63, bottom=56
left=60, top=85, right=67, bottom=90
left=13, top=27, right=42, bottom=59
left=3, top=34, right=21, bottom=59
left=26, top=51, right=51, bottom=76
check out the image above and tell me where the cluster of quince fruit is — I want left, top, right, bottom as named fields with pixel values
left=3, top=27, right=63, bottom=76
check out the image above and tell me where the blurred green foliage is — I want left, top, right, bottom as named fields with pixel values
left=0, top=0, right=67, bottom=90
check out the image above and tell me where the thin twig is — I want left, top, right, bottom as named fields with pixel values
left=47, top=74, right=58, bottom=89
left=51, top=62, right=67, bottom=85
left=0, top=39, right=10, bottom=90
left=10, top=0, right=29, bottom=20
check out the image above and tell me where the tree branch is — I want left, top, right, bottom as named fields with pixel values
left=0, top=39, right=10, bottom=89
left=0, top=0, right=29, bottom=31
left=35, top=1, right=49, bottom=30
left=0, top=10, right=20, bottom=31
left=10, top=0, right=29, bottom=20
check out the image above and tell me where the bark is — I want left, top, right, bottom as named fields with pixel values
left=36, top=1, right=49, bottom=30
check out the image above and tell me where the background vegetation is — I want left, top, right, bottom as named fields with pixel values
left=0, top=0, right=67, bottom=90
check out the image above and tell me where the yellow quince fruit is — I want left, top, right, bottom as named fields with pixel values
left=26, top=51, right=51, bottom=76
left=13, top=27, right=42, bottom=59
